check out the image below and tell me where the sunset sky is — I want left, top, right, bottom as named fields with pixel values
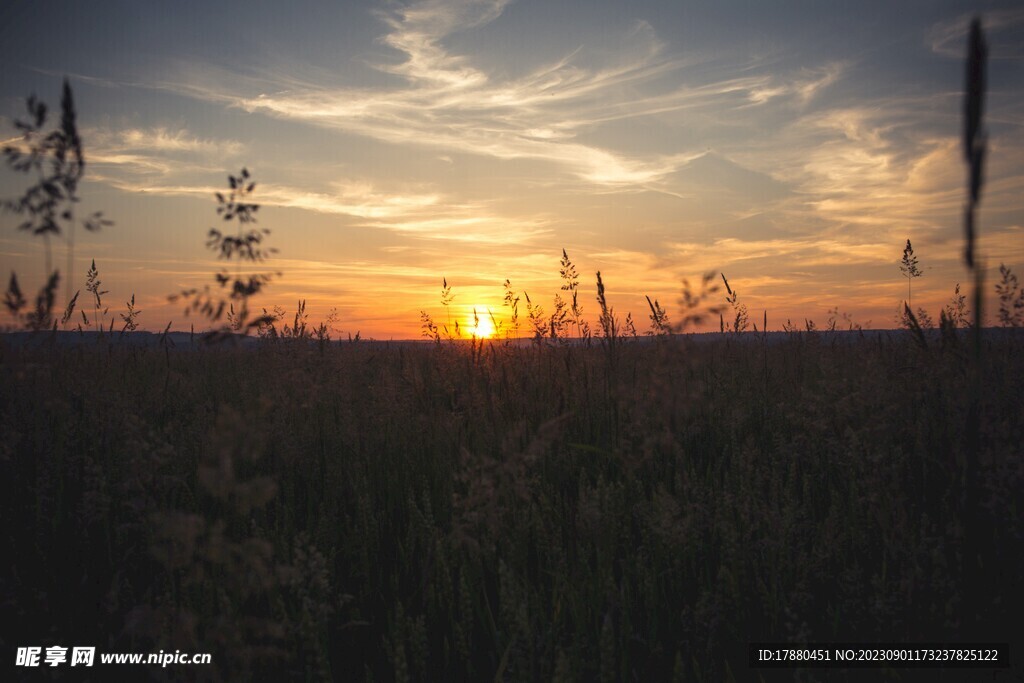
left=1, top=0, right=1023, bottom=338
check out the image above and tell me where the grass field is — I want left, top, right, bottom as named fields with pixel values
left=1, top=326, right=1021, bottom=681
left=2, top=14, right=1020, bottom=682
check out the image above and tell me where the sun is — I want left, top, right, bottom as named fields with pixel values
left=466, top=308, right=496, bottom=338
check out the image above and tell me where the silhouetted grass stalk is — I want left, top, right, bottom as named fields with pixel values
left=962, top=15, right=987, bottom=631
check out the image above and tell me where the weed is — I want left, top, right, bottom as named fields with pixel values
left=420, top=310, right=440, bottom=343
left=675, top=271, right=723, bottom=332
left=720, top=272, right=748, bottom=333
left=995, top=264, right=1023, bottom=327
left=2, top=80, right=111, bottom=300
left=900, top=238, right=922, bottom=308
left=645, top=295, right=670, bottom=336
left=503, top=279, right=521, bottom=340
left=595, top=270, right=619, bottom=342
left=170, top=169, right=279, bottom=340
left=943, top=283, right=971, bottom=329
left=524, top=290, right=546, bottom=344
left=560, top=249, right=589, bottom=339
left=119, top=294, right=141, bottom=336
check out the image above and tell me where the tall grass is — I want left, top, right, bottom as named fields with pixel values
left=1, top=327, right=1021, bottom=680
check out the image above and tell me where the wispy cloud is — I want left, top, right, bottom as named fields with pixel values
left=86, top=126, right=244, bottom=159
left=667, top=237, right=896, bottom=273
left=257, top=181, right=441, bottom=219
left=716, top=99, right=973, bottom=246
left=360, top=213, right=551, bottom=245
left=111, top=127, right=244, bottom=156
left=78, top=126, right=245, bottom=181
left=928, top=8, right=1024, bottom=59
left=143, top=0, right=845, bottom=187
left=745, top=63, right=845, bottom=106
left=375, top=0, right=511, bottom=87
left=80, top=167, right=548, bottom=247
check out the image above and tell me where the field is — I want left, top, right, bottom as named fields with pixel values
left=1, top=327, right=1021, bottom=681
left=2, top=11, right=1021, bottom=682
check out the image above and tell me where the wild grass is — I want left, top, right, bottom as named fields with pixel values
left=1, top=327, right=1021, bottom=681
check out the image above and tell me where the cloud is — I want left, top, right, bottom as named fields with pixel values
left=77, top=127, right=513, bottom=238
left=714, top=100, right=969, bottom=244
left=87, top=126, right=244, bottom=158
left=78, top=126, right=245, bottom=181
left=89, top=174, right=436, bottom=217
left=361, top=213, right=550, bottom=246
left=375, top=0, right=512, bottom=87
left=3, top=124, right=239, bottom=181
left=257, top=181, right=441, bottom=219
left=746, top=63, right=845, bottom=106
left=141, top=0, right=848, bottom=188
left=80, top=168, right=548, bottom=247
left=115, top=127, right=244, bottom=156
left=928, top=9, right=1024, bottom=59
left=667, top=237, right=895, bottom=272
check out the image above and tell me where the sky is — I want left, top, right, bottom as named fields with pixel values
left=1, top=0, right=1022, bottom=338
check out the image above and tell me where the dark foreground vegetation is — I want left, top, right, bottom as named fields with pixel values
left=1, top=330, right=1021, bottom=681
